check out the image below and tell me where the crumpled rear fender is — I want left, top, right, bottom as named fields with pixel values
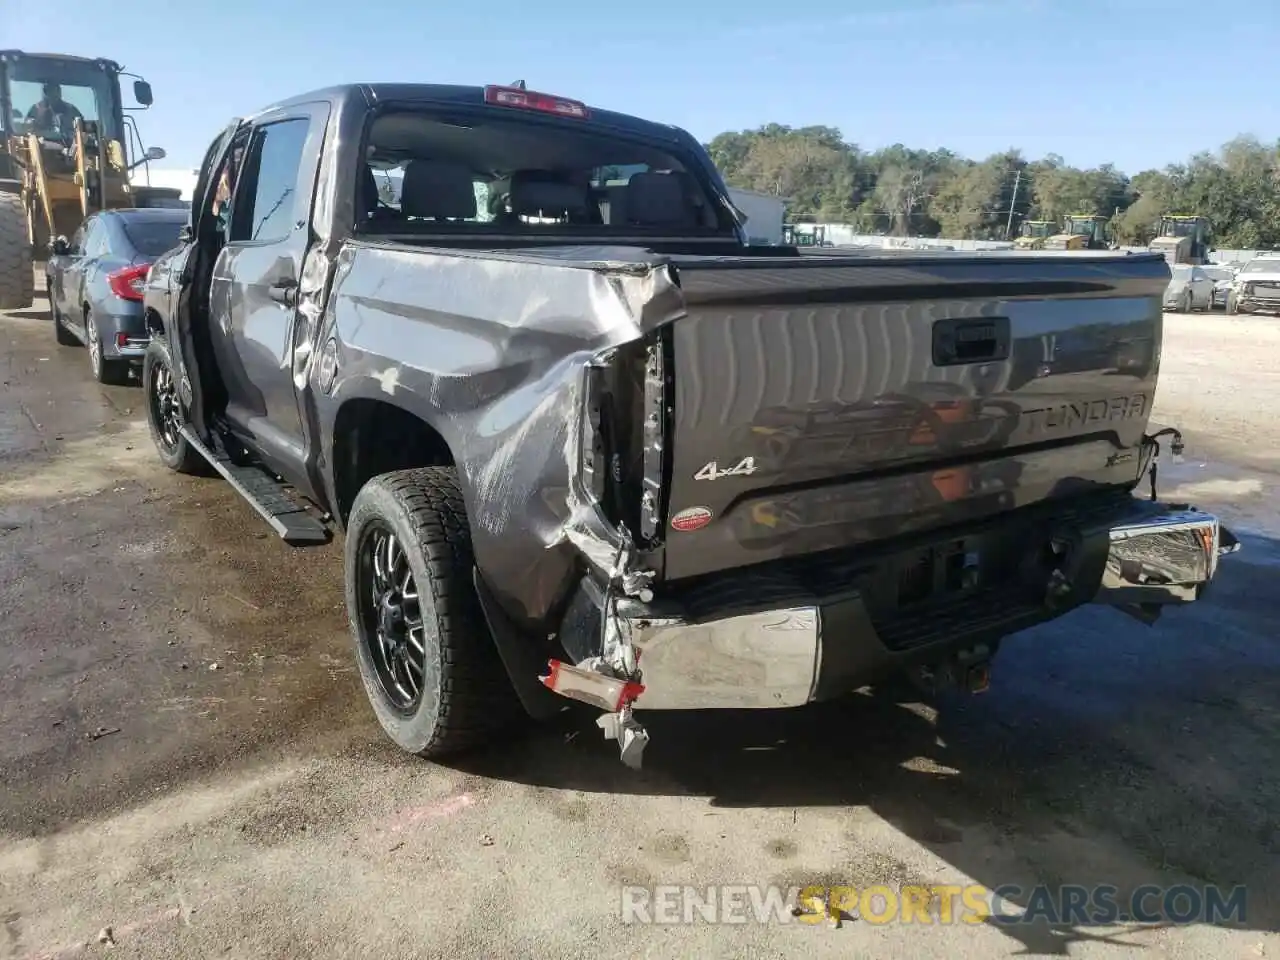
left=314, top=242, right=685, bottom=626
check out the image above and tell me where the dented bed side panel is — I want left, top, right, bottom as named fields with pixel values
left=312, top=241, right=683, bottom=624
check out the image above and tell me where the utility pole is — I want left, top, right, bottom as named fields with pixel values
left=1005, top=169, right=1022, bottom=239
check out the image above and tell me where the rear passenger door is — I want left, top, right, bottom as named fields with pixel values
left=62, top=218, right=106, bottom=323
left=209, top=102, right=328, bottom=490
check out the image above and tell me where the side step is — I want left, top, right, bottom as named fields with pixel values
left=180, top=426, right=330, bottom=546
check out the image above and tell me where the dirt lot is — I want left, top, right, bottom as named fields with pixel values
left=1, top=289, right=1277, bottom=959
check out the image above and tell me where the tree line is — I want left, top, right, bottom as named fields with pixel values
left=705, top=124, right=1280, bottom=248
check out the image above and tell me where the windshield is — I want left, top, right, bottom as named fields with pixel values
left=3, top=57, right=121, bottom=142
left=1021, top=222, right=1052, bottom=238
left=1160, top=219, right=1199, bottom=238
left=1066, top=219, right=1095, bottom=235
left=1241, top=259, right=1280, bottom=273
left=121, top=218, right=184, bottom=257
left=358, top=107, right=733, bottom=237
left=1170, top=265, right=1192, bottom=280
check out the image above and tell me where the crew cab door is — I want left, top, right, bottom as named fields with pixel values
left=209, top=102, right=328, bottom=490
left=166, top=119, right=242, bottom=441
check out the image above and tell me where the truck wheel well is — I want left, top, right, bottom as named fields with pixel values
left=332, top=399, right=454, bottom=524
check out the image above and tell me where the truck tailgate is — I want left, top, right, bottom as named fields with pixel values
left=658, top=252, right=1169, bottom=581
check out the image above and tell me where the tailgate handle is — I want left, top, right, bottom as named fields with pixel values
left=932, top=317, right=1011, bottom=366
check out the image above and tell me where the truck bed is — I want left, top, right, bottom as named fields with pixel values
left=658, top=250, right=1166, bottom=579
left=323, top=241, right=1168, bottom=608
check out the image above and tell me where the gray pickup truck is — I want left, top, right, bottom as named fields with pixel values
left=140, top=82, right=1239, bottom=768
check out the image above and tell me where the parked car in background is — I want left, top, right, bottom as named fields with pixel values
left=1163, top=264, right=1216, bottom=312
left=45, top=208, right=187, bottom=384
left=1199, top=265, right=1235, bottom=309
left=1227, top=256, right=1280, bottom=315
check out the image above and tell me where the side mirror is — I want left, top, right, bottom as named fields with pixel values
left=133, top=80, right=154, bottom=107
left=51, top=236, right=70, bottom=256
left=145, top=146, right=166, bottom=162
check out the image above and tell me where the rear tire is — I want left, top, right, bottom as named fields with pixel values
left=346, top=467, right=521, bottom=759
left=0, top=191, right=34, bottom=311
left=142, top=337, right=208, bottom=474
left=86, top=309, right=129, bottom=385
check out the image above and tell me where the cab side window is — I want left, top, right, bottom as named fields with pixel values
left=228, top=118, right=311, bottom=244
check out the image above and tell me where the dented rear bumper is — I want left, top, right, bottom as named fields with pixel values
left=539, top=499, right=1240, bottom=717
left=1093, top=503, right=1240, bottom=617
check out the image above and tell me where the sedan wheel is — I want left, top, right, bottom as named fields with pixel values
left=85, top=310, right=128, bottom=385
left=86, top=311, right=103, bottom=377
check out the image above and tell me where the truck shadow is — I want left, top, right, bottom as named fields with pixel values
left=454, top=537, right=1280, bottom=945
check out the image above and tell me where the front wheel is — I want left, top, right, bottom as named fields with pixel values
left=0, top=191, right=34, bottom=311
left=1180, top=291, right=1193, bottom=314
left=142, top=337, right=207, bottom=474
left=345, top=467, right=520, bottom=758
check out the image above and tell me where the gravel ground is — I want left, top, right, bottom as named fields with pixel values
left=1, top=289, right=1277, bottom=960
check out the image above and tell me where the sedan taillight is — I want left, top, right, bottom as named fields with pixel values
left=107, top=263, right=150, bottom=302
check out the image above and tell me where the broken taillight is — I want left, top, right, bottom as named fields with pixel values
left=483, top=85, right=590, bottom=119
left=638, top=338, right=666, bottom=542
left=541, top=659, right=644, bottom=712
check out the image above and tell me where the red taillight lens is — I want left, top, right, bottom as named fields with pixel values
left=483, top=85, right=589, bottom=119
left=107, top=263, right=149, bottom=302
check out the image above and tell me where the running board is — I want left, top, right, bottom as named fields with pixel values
left=179, top=426, right=330, bottom=545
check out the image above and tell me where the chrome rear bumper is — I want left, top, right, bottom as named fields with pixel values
left=1093, top=505, right=1239, bottom=608
left=615, top=501, right=1238, bottom=712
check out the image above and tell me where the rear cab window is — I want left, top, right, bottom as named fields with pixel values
left=355, top=99, right=735, bottom=239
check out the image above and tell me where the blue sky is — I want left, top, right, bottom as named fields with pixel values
left=5, top=0, right=1275, bottom=174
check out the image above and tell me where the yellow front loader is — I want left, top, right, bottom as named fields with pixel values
left=1014, top=220, right=1055, bottom=250
left=0, top=50, right=166, bottom=309
left=1042, top=214, right=1110, bottom=251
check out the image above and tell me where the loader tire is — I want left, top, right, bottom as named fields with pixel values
left=0, top=191, right=34, bottom=310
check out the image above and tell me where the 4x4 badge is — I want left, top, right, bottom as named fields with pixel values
left=694, top=457, right=756, bottom=481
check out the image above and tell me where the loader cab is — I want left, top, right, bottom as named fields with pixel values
left=0, top=51, right=126, bottom=147
left=1014, top=220, right=1055, bottom=249
left=1152, top=215, right=1211, bottom=264
left=1062, top=215, right=1110, bottom=249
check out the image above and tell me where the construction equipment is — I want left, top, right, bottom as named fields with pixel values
left=1013, top=220, right=1055, bottom=250
left=0, top=50, right=165, bottom=309
left=1043, top=214, right=1110, bottom=251
left=782, top=223, right=828, bottom=247
left=1149, top=215, right=1211, bottom=265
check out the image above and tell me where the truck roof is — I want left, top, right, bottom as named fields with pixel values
left=252, top=83, right=688, bottom=146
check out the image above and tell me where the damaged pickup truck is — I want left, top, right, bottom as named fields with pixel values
left=140, top=82, right=1240, bottom=768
